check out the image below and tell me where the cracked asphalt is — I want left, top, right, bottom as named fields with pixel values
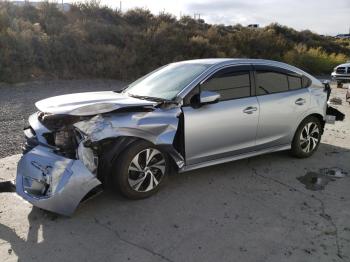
left=0, top=82, right=349, bottom=262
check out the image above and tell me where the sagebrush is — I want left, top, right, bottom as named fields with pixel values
left=0, top=1, right=349, bottom=83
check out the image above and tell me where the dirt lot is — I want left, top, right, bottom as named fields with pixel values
left=0, top=82, right=349, bottom=262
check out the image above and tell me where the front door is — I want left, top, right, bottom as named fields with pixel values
left=182, top=65, right=259, bottom=165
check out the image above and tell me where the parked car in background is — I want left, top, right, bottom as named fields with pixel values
left=331, top=62, right=350, bottom=88
left=16, top=59, right=332, bottom=216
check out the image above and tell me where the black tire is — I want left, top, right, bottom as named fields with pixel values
left=291, top=116, right=322, bottom=158
left=111, top=140, right=169, bottom=199
left=337, top=82, right=343, bottom=88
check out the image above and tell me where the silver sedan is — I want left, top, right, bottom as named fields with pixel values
left=16, top=59, right=329, bottom=215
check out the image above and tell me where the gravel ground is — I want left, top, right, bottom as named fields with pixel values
left=0, top=81, right=349, bottom=262
left=0, top=79, right=124, bottom=158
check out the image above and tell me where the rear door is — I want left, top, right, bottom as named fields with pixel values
left=253, top=65, right=310, bottom=149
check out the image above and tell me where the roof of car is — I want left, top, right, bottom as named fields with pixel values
left=177, top=58, right=310, bottom=76
left=177, top=58, right=298, bottom=67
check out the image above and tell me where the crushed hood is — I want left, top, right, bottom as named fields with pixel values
left=35, top=91, right=156, bottom=116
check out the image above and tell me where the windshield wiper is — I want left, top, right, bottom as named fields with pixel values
left=114, top=85, right=129, bottom=93
left=128, top=94, right=176, bottom=104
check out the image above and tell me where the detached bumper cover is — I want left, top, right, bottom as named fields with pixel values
left=16, top=145, right=101, bottom=216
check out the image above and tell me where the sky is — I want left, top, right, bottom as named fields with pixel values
left=11, top=0, right=350, bottom=35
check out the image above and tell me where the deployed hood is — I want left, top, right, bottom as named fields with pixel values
left=35, top=91, right=157, bottom=116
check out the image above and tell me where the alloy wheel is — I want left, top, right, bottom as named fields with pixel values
left=299, top=122, right=320, bottom=153
left=127, top=148, right=166, bottom=192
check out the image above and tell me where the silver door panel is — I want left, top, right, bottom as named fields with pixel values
left=183, top=96, right=259, bottom=165
left=255, top=88, right=310, bottom=148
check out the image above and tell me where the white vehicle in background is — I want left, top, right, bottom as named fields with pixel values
left=331, top=62, right=350, bottom=88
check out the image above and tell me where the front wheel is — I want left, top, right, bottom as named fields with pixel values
left=291, top=116, right=322, bottom=158
left=111, top=140, right=169, bottom=199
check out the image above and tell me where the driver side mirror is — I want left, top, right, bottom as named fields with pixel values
left=199, top=91, right=220, bottom=105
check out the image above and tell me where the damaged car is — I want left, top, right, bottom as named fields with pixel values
left=16, top=59, right=337, bottom=216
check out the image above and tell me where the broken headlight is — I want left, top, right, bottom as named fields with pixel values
left=23, top=176, right=50, bottom=197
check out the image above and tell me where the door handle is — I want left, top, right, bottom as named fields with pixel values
left=295, top=98, right=306, bottom=105
left=243, top=106, right=258, bottom=114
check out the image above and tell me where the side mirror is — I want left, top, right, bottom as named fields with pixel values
left=199, top=91, right=220, bottom=105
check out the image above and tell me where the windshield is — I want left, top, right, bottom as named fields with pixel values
left=123, top=63, right=210, bottom=100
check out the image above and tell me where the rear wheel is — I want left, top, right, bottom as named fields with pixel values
left=337, top=81, right=343, bottom=88
left=111, top=140, right=169, bottom=199
left=291, top=116, right=322, bottom=158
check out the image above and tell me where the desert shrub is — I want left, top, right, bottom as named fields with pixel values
left=0, top=1, right=349, bottom=83
left=284, top=45, right=348, bottom=74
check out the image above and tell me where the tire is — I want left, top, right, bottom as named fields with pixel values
left=111, top=140, right=169, bottom=199
left=291, top=116, right=322, bottom=158
left=337, top=82, right=343, bottom=88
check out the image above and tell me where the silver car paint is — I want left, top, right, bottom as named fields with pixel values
left=183, top=96, right=260, bottom=165
left=16, top=59, right=327, bottom=215
left=16, top=145, right=101, bottom=216
left=182, top=60, right=326, bottom=166
left=73, top=107, right=184, bottom=167
left=254, top=88, right=311, bottom=149
left=35, top=91, right=156, bottom=116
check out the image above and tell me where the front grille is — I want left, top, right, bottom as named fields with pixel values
left=336, top=67, right=346, bottom=74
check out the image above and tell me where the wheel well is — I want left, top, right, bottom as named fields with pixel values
left=97, top=137, right=179, bottom=186
left=303, top=113, right=325, bottom=134
left=96, top=137, right=139, bottom=185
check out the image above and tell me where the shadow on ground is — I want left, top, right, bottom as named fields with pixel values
left=1, top=143, right=349, bottom=262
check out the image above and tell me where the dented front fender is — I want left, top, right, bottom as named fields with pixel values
left=74, top=107, right=185, bottom=168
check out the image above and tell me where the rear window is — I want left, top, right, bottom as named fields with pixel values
left=288, top=76, right=302, bottom=90
left=256, top=71, right=289, bottom=95
left=302, top=76, right=312, bottom=88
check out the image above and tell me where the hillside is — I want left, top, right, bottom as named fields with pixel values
left=0, top=1, right=349, bottom=83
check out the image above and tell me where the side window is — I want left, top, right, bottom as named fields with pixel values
left=201, top=69, right=251, bottom=100
left=302, top=76, right=312, bottom=88
left=288, top=75, right=302, bottom=90
left=256, top=71, right=289, bottom=95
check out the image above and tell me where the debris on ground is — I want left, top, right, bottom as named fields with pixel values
left=297, top=168, right=348, bottom=191
left=320, top=167, right=348, bottom=178
left=329, top=97, right=342, bottom=105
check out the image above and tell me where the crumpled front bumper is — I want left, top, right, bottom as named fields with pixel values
left=16, top=145, right=101, bottom=216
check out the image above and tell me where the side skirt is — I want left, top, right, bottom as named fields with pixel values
left=179, top=144, right=291, bottom=173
